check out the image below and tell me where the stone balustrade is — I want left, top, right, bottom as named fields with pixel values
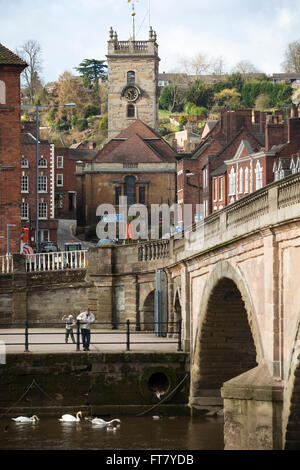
left=0, top=254, right=13, bottom=274
left=138, top=240, right=169, bottom=262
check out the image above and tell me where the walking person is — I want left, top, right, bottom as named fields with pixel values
left=62, top=314, right=76, bottom=344
left=76, top=308, right=95, bottom=351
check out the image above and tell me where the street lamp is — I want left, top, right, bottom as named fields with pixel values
left=21, top=103, right=76, bottom=252
left=7, top=224, right=17, bottom=256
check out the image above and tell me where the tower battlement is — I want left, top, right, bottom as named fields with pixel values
left=107, top=27, right=158, bottom=56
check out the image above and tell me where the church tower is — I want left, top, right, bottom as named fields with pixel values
left=107, top=26, right=160, bottom=139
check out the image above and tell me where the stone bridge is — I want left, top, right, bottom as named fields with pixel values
left=2, top=172, right=300, bottom=449
left=86, top=172, right=300, bottom=450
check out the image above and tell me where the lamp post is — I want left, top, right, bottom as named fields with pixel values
left=7, top=224, right=17, bottom=256
left=21, top=103, right=76, bottom=252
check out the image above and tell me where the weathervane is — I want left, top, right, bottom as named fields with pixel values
left=127, top=0, right=139, bottom=40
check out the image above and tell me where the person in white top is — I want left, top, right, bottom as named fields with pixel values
left=76, top=308, right=95, bottom=351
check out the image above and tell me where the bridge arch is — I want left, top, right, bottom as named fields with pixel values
left=282, top=312, right=300, bottom=449
left=190, top=260, right=263, bottom=406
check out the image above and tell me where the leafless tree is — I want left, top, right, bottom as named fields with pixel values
left=179, top=53, right=211, bottom=77
left=231, top=60, right=259, bottom=79
left=16, top=39, right=43, bottom=104
left=281, top=40, right=300, bottom=73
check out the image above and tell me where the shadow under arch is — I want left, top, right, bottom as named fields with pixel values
left=190, top=260, right=264, bottom=406
left=282, top=310, right=300, bottom=449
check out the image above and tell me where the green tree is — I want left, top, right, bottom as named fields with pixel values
left=184, top=80, right=213, bottom=108
left=99, top=114, right=108, bottom=131
left=254, top=94, right=271, bottom=111
left=75, top=59, right=108, bottom=87
left=213, top=88, right=242, bottom=109
left=159, top=84, right=185, bottom=112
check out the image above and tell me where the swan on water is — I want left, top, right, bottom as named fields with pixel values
left=59, top=411, right=82, bottom=422
left=91, top=418, right=121, bottom=428
left=12, top=415, right=39, bottom=423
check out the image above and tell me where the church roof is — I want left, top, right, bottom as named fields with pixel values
left=0, top=44, right=27, bottom=66
left=93, top=120, right=177, bottom=164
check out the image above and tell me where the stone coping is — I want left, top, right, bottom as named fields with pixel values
left=221, top=364, right=284, bottom=402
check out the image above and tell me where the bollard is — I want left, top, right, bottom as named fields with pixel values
left=24, top=320, right=29, bottom=352
left=76, top=319, right=80, bottom=351
left=126, top=319, right=130, bottom=351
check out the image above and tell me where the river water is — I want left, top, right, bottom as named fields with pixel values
left=0, top=415, right=224, bottom=450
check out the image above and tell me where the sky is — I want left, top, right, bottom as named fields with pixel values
left=1, top=0, right=300, bottom=83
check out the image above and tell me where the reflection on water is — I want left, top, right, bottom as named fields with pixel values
left=0, top=416, right=224, bottom=450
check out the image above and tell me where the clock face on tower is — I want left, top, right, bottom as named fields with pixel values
left=123, top=86, right=139, bottom=102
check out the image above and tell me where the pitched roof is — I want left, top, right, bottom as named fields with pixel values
left=0, top=43, right=27, bottom=66
left=93, top=120, right=177, bottom=164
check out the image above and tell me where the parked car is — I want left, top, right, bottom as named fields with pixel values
left=39, top=241, right=59, bottom=253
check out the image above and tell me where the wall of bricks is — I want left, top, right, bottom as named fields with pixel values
left=0, top=65, right=24, bottom=254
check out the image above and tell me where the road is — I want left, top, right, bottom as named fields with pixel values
left=57, top=219, right=94, bottom=251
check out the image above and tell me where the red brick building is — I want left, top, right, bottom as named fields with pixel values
left=20, top=122, right=58, bottom=246
left=54, top=147, right=97, bottom=219
left=0, top=44, right=27, bottom=255
left=224, top=115, right=300, bottom=207
left=177, top=110, right=265, bottom=223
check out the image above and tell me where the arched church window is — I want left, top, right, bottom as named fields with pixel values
left=127, top=71, right=135, bottom=84
left=124, top=175, right=136, bottom=206
left=127, top=104, right=135, bottom=118
left=0, top=80, right=5, bottom=104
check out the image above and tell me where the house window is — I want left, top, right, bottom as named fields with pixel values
left=255, top=161, right=263, bottom=190
left=203, top=168, right=208, bottom=188
left=38, top=175, right=47, bottom=192
left=239, top=168, right=243, bottom=194
left=115, top=186, right=122, bottom=205
left=127, top=104, right=135, bottom=118
left=127, top=71, right=135, bottom=84
left=57, top=174, right=63, bottom=186
left=21, top=174, right=28, bottom=192
left=229, top=167, right=236, bottom=196
left=57, top=156, right=64, bottom=168
left=213, top=178, right=217, bottom=202
left=245, top=167, right=249, bottom=193
left=21, top=157, right=28, bottom=168
left=0, top=80, right=5, bottom=104
left=38, top=157, right=47, bottom=167
left=38, top=202, right=47, bottom=219
left=21, top=202, right=28, bottom=219
left=219, top=177, right=223, bottom=201
left=204, top=199, right=208, bottom=217
left=124, top=175, right=136, bottom=206
left=139, top=186, right=146, bottom=205
left=38, top=229, right=49, bottom=242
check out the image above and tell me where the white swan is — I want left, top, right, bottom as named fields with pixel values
left=59, top=411, right=82, bottom=422
left=12, top=415, right=39, bottom=423
left=91, top=418, right=121, bottom=428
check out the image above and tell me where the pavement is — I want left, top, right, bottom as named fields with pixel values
left=0, top=328, right=181, bottom=354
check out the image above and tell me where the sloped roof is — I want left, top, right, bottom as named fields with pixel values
left=0, top=44, right=27, bottom=66
left=93, top=120, right=177, bottom=164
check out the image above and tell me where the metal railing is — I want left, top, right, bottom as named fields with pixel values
left=25, top=250, right=88, bottom=272
left=0, top=320, right=182, bottom=352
